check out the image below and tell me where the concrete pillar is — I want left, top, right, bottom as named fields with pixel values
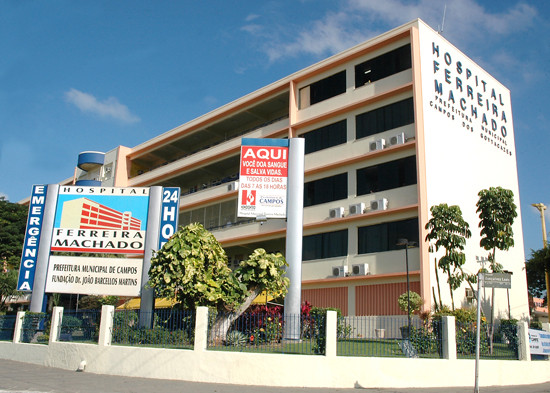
left=517, top=321, right=530, bottom=361
left=13, top=311, right=25, bottom=343
left=139, top=186, right=163, bottom=328
left=49, top=307, right=64, bottom=344
left=283, top=138, right=305, bottom=341
left=194, top=307, right=209, bottom=351
left=325, top=310, right=337, bottom=357
left=98, top=305, right=114, bottom=346
left=442, top=316, right=456, bottom=360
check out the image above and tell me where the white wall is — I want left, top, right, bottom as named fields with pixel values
left=418, top=21, right=529, bottom=319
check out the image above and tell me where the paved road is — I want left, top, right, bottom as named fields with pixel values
left=0, top=359, right=549, bottom=393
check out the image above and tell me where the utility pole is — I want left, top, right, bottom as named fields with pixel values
left=532, top=203, right=549, bottom=321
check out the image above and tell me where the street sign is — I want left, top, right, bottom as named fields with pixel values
left=482, top=273, right=512, bottom=289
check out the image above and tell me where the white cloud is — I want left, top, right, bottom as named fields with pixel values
left=264, top=11, right=370, bottom=62
left=245, top=14, right=260, bottom=22
left=247, top=0, right=537, bottom=64
left=347, top=0, right=537, bottom=47
left=65, top=88, right=140, bottom=124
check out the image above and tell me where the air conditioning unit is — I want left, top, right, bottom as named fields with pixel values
left=390, top=132, right=406, bottom=146
left=349, top=203, right=365, bottom=216
left=329, top=207, right=345, bottom=219
left=352, top=263, right=369, bottom=276
left=227, top=181, right=239, bottom=192
left=332, top=265, right=348, bottom=277
left=370, top=198, right=388, bottom=211
left=369, top=138, right=386, bottom=151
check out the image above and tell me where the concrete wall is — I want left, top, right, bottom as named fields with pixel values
left=0, top=307, right=548, bottom=389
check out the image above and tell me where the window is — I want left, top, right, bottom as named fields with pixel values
left=309, top=70, right=346, bottom=105
left=304, top=173, right=348, bottom=207
left=355, top=44, right=411, bottom=88
left=303, top=229, right=348, bottom=261
left=356, top=156, right=416, bottom=195
left=355, top=97, right=414, bottom=139
left=302, top=120, right=347, bottom=154
left=358, top=218, right=418, bottom=254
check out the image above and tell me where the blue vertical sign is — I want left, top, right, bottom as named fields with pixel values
left=158, top=187, right=180, bottom=249
left=17, top=185, right=48, bottom=291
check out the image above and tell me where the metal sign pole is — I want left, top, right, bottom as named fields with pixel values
left=474, top=272, right=483, bottom=393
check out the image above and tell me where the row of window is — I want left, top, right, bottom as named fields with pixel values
left=302, top=218, right=419, bottom=261
left=304, top=44, right=412, bottom=106
left=304, top=155, right=416, bottom=207
left=300, top=97, right=414, bottom=155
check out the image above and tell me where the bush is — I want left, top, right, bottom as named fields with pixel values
left=410, top=325, right=438, bottom=354
left=433, top=306, right=488, bottom=355
left=225, top=330, right=247, bottom=346
left=307, top=306, right=352, bottom=354
left=398, top=291, right=423, bottom=315
left=60, top=315, right=82, bottom=335
left=498, top=318, right=518, bottom=353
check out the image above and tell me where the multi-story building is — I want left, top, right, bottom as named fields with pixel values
left=72, top=19, right=529, bottom=318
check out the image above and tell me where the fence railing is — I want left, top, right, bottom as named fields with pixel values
left=111, top=309, right=194, bottom=349
left=456, top=321, right=518, bottom=360
left=20, top=312, right=50, bottom=344
left=337, top=316, right=443, bottom=358
left=0, top=307, right=536, bottom=361
left=208, top=312, right=323, bottom=355
left=0, top=315, right=17, bottom=341
left=58, top=310, right=102, bottom=343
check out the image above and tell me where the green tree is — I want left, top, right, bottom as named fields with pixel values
left=147, top=223, right=289, bottom=342
left=526, top=247, right=550, bottom=300
left=0, top=265, right=19, bottom=311
left=476, top=186, right=517, bottom=352
left=0, top=197, right=28, bottom=269
left=425, top=203, right=474, bottom=310
left=476, top=187, right=517, bottom=272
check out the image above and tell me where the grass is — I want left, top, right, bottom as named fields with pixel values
left=457, top=342, right=518, bottom=360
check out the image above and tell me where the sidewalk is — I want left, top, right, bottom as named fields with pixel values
left=0, top=359, right=548, bottom=393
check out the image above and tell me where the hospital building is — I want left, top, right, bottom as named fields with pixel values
left=68, top=19, right=528, bottom=318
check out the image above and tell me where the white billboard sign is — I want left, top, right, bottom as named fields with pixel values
left=238, top=138, right=289, bottom=219
left=46, top=255, right=142, bottom=296
left=529, top=329, right=550, bottom=356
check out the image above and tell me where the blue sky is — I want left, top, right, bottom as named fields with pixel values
left=1, top=0, right=549, bottom=260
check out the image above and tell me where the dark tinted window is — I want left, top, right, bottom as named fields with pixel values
left=356, top=156, right=416, bottom=195
left=303, top=229, right=348, bottom=261
left=358, top=218, right=418, bottom=254
left=310, top=71, right=346, bottom=105
left=304, top=173, right=348, bottom=207
left=356, top=98, right=414, bottom=139
left=355, top=44, right=411, bottom=87
left=302, top=120, right=347, bottom=154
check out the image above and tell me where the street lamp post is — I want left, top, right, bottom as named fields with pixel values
left=397, top=238, right=416, bottom=338
left=532, top=203, right=549, bottom=321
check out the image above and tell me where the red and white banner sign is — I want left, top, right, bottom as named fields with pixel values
left=238, top=139, right=289, bottom=218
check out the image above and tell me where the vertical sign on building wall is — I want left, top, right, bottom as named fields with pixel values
left=17, top=185, right=48, bottom=291
left=238, top=138, right=289, bottom=219
left=158, top=187, right=180, bottom=249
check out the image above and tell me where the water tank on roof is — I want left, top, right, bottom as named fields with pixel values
left=77, top=151, right=105, bottom=171
left=75, top=179, right=102, bottom=186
